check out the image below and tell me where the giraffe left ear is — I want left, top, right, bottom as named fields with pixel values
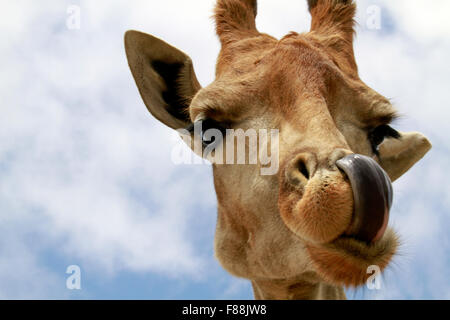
left=124, top=30, right=201, bottom=129
left=378, top=131, right=432, bottom=182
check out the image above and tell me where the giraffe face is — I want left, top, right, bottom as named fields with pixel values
left=125, top=0, right=431, bottom=292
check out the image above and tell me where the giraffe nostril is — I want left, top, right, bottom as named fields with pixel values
left=285, top=153, right=317, bottom=187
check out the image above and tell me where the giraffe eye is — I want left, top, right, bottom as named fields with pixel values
left=200, top=118, right=227, bottom=147
left=186, top=118, right=227, bottom=148
left=368, top=125, right=400, bottom=155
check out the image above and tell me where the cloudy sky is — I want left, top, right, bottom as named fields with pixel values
left=0, top=0, right=449, bottom=299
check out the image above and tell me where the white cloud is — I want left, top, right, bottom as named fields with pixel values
left=377, top=0, right=450, bottom=41
left=0, top=221, right=68, bottom=299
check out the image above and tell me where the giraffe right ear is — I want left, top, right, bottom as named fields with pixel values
left=378, top=131, right=432, bottom=182
left=124, top=30, right=201, bottom=129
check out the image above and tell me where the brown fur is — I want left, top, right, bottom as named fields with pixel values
left=125, top=0, right=432, bottom=299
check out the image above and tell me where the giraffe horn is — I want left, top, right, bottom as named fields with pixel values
left=214, top=0, right=259, bottom=46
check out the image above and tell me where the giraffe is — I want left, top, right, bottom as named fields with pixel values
left=124, top=0, right=431, bottom=299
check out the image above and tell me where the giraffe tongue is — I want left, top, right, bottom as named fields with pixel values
left=336, top=154, right=393, bottom=243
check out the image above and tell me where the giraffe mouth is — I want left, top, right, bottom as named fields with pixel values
left=306, top=155, right=397, bottom=287
left=278, top=153, right=397, bottom=286
left=278, top=153, right=393, bottom=245
left=305, top=229, right=398, bottom=287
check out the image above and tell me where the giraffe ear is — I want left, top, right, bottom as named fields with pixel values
left=378, top=131, right=432, bottom=182
left=124, top=30, right=201, bottom=129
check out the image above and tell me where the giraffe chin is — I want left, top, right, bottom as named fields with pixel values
left=306, top=228, right=398, bottom=287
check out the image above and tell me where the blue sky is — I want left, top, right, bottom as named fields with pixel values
left=0, top=0, right=449, bottom=299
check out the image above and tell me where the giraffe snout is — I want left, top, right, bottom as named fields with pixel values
left=279, top=149, right=393, bottom=245
left=279, top=149, right=355, bottom=244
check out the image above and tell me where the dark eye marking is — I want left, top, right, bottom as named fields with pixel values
left=368, top=124, right=401, bottom=156
left=186, top=118, right=227, bottom=148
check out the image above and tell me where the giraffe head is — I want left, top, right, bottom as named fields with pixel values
left=124, top=0, right=431, bottom=289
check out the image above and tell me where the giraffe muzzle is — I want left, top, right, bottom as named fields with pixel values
left=336, top=154, right=393, bottom=243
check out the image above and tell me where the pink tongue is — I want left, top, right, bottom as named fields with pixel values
left=372, top=208, right=389, bottom=242
left=336, top=154, right=393, bottom=243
